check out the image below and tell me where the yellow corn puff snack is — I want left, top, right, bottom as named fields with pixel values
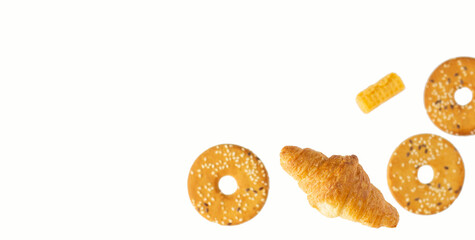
left=356, top=73, right=405, bottom=113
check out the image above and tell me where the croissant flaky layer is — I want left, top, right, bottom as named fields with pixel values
left=280, top=146, right=399, bottom=228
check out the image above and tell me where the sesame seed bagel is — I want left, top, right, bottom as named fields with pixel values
left=424, top=57, right=475, bottom=135
left=187, top=144, right=269, bottom=225
left=387, top=134, right=464, bottom=215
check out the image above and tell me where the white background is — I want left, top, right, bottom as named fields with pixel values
left=1, top=0, right=474, bottom=239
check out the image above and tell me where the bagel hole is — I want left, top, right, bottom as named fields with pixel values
left=454, top=87, right=473, bottom=106
left=218, top=175, right=238, bottom=195
left=417, top=165, right=434, bottom=184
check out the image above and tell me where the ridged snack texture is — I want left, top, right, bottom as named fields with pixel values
left=356, top=73, right=405, bottom=113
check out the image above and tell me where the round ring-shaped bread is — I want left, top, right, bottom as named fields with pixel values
left=187, top=144, right=269, bottom=225
left=424, top=57, right=475, bottom=135
left=387, top=134, right=464, bottom=215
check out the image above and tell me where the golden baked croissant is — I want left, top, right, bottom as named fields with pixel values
left=280, top=146, right=399, bottom=228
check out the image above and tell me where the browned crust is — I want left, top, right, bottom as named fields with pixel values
left=388, top=134, right=465, bottom=215
left=187, top=144, right=269, bottom=225
left=424, top=57, right=475, bottom=135
left=281, top=146, right=399, bottom=228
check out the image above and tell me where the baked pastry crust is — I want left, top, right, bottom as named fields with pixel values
left=280, top=146, right=399, bottom=228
